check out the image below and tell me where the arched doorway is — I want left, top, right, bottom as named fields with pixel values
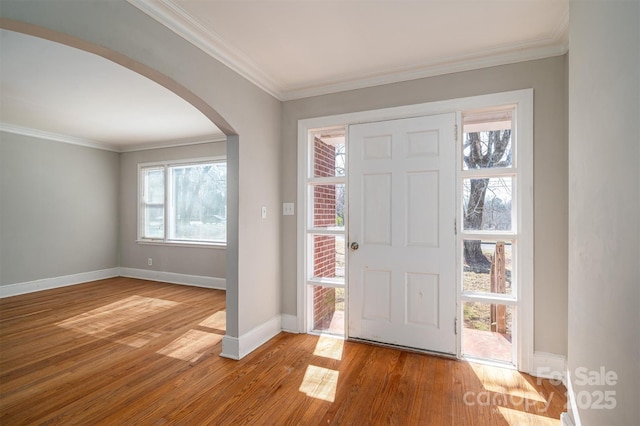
left=0, top=17, right=240, bottom=349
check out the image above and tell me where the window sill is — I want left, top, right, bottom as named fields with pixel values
left=136, top=240, right=226, bottom=249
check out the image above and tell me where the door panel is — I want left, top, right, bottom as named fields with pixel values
left=406, top=272, right=439, bottom=327
left=362, top=269, right=392, bottom=320
left=362, top=173, right=392, bottom=245
left=348, top=113, right=456, bottom=354
left=406, top=171, right=439, bottom=247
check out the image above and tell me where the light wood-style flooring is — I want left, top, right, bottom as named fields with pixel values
left=0, top=278, right=566, bottom=425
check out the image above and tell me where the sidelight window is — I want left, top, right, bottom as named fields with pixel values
left=460, top=108, right=519, bottom=365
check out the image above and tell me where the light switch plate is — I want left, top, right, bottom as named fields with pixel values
left=283, top=202, right=295, bottom=215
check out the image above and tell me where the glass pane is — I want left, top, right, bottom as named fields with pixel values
left=463, top=240, right=513, bottom=294
left=143, top=167, right=164, bottom=203
left=310, top=235, right=345, bottom=282
left=312, top=131, right=345, bottom=178
left=462, top=301, right=513, bottom=363
left=462, top=111, right=512, bottom=170
left=312, top=285, right=344, bottom=335
left=142, top=167, right=164, bottom=239
left=463, top=177, right=512, bottom=231
left=169, top=163, right=226, bottom=242
left=144, top=205, right=164, bottom=239
left=311, top=184, right=345, bottom=230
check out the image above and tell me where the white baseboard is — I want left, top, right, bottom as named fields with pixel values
left=1, top=267, right=225, bottom=298
left=220, top=335, right=240, bottom=359
left=281, top=314, right=299, bottom=333
left=0, top=268, right=120, bottom=298
left=564, top=368, right=582, bottom=426
left=561, top=412, right=576, bottom=426
left=220, top=315, right=282, bottom=360
left=531, top=351, right=567, bottom=385
left=119, top=267, right=226, bottom=290
left=532, top=352, right=577, bottom=426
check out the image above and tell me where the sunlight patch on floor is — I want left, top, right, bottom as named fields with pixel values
left=313, top=335, right=344, bottom=360
left=156, top=329, right=222, bottom=362
left=199, top=310, right=226, bottom=330
left=469, top=362, right=545, bottom=403
left=115, top=330, right=162, bottom=348
left=299, top=365, right=339, bottom=402
left=56, top=295, right=179, bottom=339
left=497, top=406, right=559, bottom=425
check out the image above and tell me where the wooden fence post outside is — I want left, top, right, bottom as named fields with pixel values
left=490, top=242, right=506, bottom=334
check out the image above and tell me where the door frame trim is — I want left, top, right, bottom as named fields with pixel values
left=297, top=89, right=533, bottom=371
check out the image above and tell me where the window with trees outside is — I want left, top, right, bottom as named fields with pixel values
left=460, top=108, right=518, bottom=365
left=138, top=158, right=226, bottom=245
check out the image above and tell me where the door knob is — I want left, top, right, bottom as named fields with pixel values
left=350, top=242, right=359, bottom=251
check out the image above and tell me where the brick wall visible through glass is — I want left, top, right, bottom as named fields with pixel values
left=313, top=137, right=336, bottom=328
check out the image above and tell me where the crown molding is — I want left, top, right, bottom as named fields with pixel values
left=126, top=0, right=283, bottom=99
left=119, top=134, right=227, bottom=152
left=128, top=0, right=569, bottom=102
left=283, top=7, right=570, bottom=100
left=551, top=7, right=570, bottom=49
left=0, top=122, right=226, bottom=153
left=0, top=122, right=119, bottom=151
left=281, top=37, right=568, bottom=101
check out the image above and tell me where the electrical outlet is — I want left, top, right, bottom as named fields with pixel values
left=148, top=258, right=153, bottom=266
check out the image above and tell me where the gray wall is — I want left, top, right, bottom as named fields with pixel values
left=2, top=1, right=573, bottom=363
left=2, top=0, right=283, bottom=339
left=119, top=142, right=226, bottom=278
left=568, top=1, right=639, bottom=424
left=0, top=132, right=119, bottom=285
left=282, top=56, right=569, bottom=356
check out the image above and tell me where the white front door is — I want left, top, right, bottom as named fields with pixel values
left=348, top=113, right=456, bottom=354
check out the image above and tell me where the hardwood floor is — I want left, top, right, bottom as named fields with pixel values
left=0, top=278, right=566, bottom=425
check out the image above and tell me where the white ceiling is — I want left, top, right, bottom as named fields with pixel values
left=0, top=29, right=225, bottom=152
left=131, top=0, right=569, bottom=100
left=0, top=0, right=568, bottom=150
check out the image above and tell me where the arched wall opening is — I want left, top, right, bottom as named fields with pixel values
left=0, top=17, right=241, bottom=341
